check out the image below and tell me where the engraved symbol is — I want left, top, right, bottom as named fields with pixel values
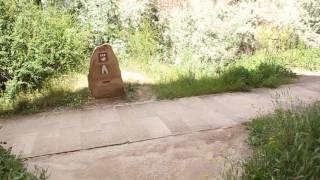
left=101, top=64, right=109, bottom=75
left=101, top=56, right=107, bottom=62
left=99, top=53, right=108, bottom=62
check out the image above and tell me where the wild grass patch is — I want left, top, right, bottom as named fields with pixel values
left=152, top=63, right=295, bottom=99
left=237, top=48, right=320, bottom=71
left=228, top=102, right=320, bottom=179
left=0, top=74, right=91, bottom=117
left=0, top=145, right=48, bottom=180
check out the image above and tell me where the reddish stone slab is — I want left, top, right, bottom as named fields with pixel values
left=88, top=44, right=124, bottom=98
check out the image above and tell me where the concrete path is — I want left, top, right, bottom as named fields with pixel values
left=28, top=125, right=248, bottom=180
left=1, top=76, right=320, bottom=158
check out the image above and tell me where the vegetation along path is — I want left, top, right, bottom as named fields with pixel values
left=0, top=74, right=319, bottom=159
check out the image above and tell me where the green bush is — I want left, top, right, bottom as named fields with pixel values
left=0, top=0, right=89, bottom=98
left=234, top=102, right=320, bottom=179
left=0, top=74, right=90, bottom=117
left=257, top=25, right=301, bottom=51
left=252, top=63, right=294, bottom=88
left=218, top=66, right=252, bottom=91
left=123, top=2, right=168, bottom=64
left=0, top=145, right=48, bottom=180
left=300, top=0, right=320, bottom=35
left=79, top=0, right=122, bottom=47
left=298, top=0, right=320, bottom=46
left=125, top=20, right=161, bottom=64
left=237, top=48, right=320, bottom=71
left=218, top=63, right=295, bottom=90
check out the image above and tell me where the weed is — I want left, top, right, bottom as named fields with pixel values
left=237, top=48, right=320, bottom=71
left=0, top=74, right=91, bottom=117
left=228, top=102, right=320, bottom=179
left=0, top=145, right=48, bottom=180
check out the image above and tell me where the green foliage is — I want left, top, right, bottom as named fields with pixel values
left=235, top=102, right=320, bottom=179
left=125, top=20, right=161, bottom=64
left=1, top=0, right=319, bottom=115
left=0, top=0, right=89, bottom=98
left=123, top=2, right=169, bottom=64
left=79, top=0, right=122, bottom=47
left=0, top=74, right=91, bottom=117
left=152, top=62, right=295, bottom=99
left=298, top=0, right=320, bottom=46
left=41, top=0, right=84, bottom=15
left=257, top=25, right=302, bottom=51
left=252, top=63, right=295, bottom=87
left=300, top=0, right=320, bottom=34
left=0, top=145, right=48, bottom=180
left=238, top=48, right=320, bottom=71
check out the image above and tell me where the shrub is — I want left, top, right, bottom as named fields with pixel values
left=300, top=0, right=320, bottom=34
left=163, top=0, right=302, bottom=66
left=0, top=74, right=90, bottom=117
left=165, top=4, right=240, bottom=65
left=218, top=63, right=295, bottom=90
left=298, top=0, right=320, bottom=46
left=0, top=0, right=89, bottom=98
left=235, top=102, right=320, bottom=179
left=237, top=48, right=320, bottom=71
left=125, top=20, right=161, bottom=64
left=41, top=0, right=84, bottom=15
left=257, top=25, right=301, bottom=51
left=78, top=0, right=122, bottom=47
left=0, top=145, right=48, bottom=180
left=121, top=2, right=169, bottom=64
left=218, top=66, right=252, bottom=91
left=252, top=63, right=295, bottom=88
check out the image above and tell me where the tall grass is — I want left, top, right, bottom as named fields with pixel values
left=237, top=48, right=320, bottom=71
left=152, top=63, right=295, bottom=99
left=228, top=102, right=320, bottom=179
left=0, top=145, right=48, bottom=180
left=0, top=74, right=91, bottom=117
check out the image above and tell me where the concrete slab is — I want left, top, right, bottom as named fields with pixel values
left=176, top=97, right=237, bottom=129
left=200, top=92, right=274, bottom=123
left=157, top=115, right=191, bottom=135
left=299, top=81, right=320, bottom=91
left=81, top=121, right=128, bottom=149
left=27, top=125, right=248, bottom=180
left=3, top=132, right=37, bottom=156
left=32, top=136, right=60, bottom=156
left=45, top=111, right=83, bottom=129
left=148, top=101, right=192, bottom=135
left=2, top=114, right=46, bottom=136
left=116, top=105, right=135, bottom=121
left=83, top=108, right=121, bottom=124
left=122, top=116, right=172, bottom=142
left=129, top=103, right=158, bottom=118
left=58, top=127, right=82, bottom=153
left=173, top=98, right=213, bottom=131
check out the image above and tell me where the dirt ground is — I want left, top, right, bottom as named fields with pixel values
left=27, top=125, right=248, bottom=180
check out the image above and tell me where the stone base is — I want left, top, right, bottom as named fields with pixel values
left=89, top=77, right=125, bottom=99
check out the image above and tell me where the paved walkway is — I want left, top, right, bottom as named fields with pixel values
left=28, top=125, right=248, bottom=180
left=1, top=76, right=320, bottom=158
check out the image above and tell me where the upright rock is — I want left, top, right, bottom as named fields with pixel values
left=88, top=44, right=124, bottom=98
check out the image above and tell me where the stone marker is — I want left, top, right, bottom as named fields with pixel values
left=88, top=44, right=124, bottom=98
